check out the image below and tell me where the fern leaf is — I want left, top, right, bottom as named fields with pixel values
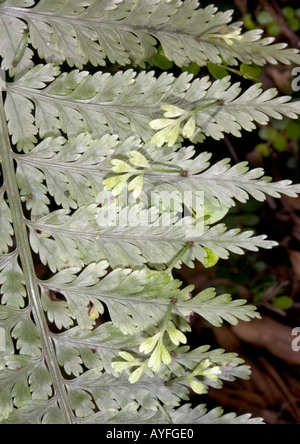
left=91, top=402, right=166, bottom=424
left=26, top=205, right=277, bottom=270
left=6, top=68, right=300, bottom=152
left=114, top=144, right=300, bottom=207
left=40, top=263, right=260, bottom=334
left=0, top=3, right=33, bottom=78
left=67, top=371, right=189, bottom=414
left=170, top=404, right=264, bottom=424
left=14, top=134, right=140, bottom=216
left=1, top=311, right=232, bottom=423
left=13, top=134, right=300, bottom=219
left=170, top=345, right=252, bottom=387
left=0, top=189, right=14, bottom=253
left=5, top=66, right=191, bottom=148
left=0, top=253, right=27, bottom=308
left=177, top=288, right=261, bottom=327
left=42, top=264, right=193, bottom=335
left=1, top=0, right=299, bottom=425
left=169, top=346, right=252, bottom=389
left=1, top=0, right=299, bottom=71
left=150, top=77, right=300, bottom=145
left=52, top=322, right=144, bottom=375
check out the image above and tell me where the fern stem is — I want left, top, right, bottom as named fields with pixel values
left=145, top=168, right=184, bottom=175
left=165, top=244, right=192, bottom=275
left=215, top=64, right=261, bottom=83
left=12, top=31, right=29, bottom=68
left=0, top=93, right=75, bottom=424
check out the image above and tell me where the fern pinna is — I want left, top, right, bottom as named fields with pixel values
left=0, top=0, right=300, bottom=424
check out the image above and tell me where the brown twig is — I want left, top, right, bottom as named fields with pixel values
left=224, top=136, right=240, bottom=164
left=234, top=0, right=249, bottom=16
left=260, top=357, right=300, bottom=423
left=259, top=0, right=300, bottom=49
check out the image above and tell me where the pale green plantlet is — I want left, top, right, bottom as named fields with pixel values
left=111, top=159, right=135, bottom=174
left=150, top=100, right=223, bottom=146
left=150, top=106, right=192, bottom=146
left=128, top=175, right=144, bottom=200
left=119, top=351, right=137, bottom=362
left=202, top=248, right=220, bottom=269
left=104, top=173, right=134, bottom=197
left=149, top=119, right=176, bottom=130
left=151, top=123, right=181, bottom=147
left=128, top=366, right=145, bottom=384
left=129, top=151, right=151, bottom=169
left=139, top=333, right=162, bottom=355
left=104, top=151, right=150, bottom=198
left=112, top=351, right=156, bottom=384
left=188, top=379, right=206, bottom=395
left=112, top=351, right=150, bottom=384
left=191, top=359, right=222, bottom=379
left=172, top=359, right=222, bottom=395
left=148, top=337, right=172, bottom=372
left=219, top=29, right=244, bottom=47
left=111, top=360, right=135, bottom=373
left=105, top=147, right=187, bottom=198
left=139, top=304, right=187, bottom=373
left=160, top=105, right=187, bottom=118
left=2, top=0, right=300, bottom=425
left=188, top=367, right=222, bottom=395
left=167, top=325, right=187, bottom=347
left=182, top=116, right=196, bottom=139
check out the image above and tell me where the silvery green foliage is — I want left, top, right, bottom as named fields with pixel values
left=169, top=404, right=265, bottom=424
left=14, top=133, right=300, bottom=217
left=27, top=205, right=277, bottom=270
left=1, top=0, right=300, bottom=72
left=0, top=0, right=299, bottom=425
left=4, top=65, right=300, bottom=151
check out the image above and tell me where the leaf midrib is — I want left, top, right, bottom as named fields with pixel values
left=7, top=83, right=163, bottom=114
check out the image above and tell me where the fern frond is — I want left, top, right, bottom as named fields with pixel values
left=52, top=322, right=144, bottom=375
left=1, top=0, right=299, bottom=71
left=6, top=67, right=300, bottom=152
left=170, top=404, right=264, bottom=424
left=0, top=1, right=34, bottom=78
left=5, top=66, right=191, bottom=149
left=14, top=133, right=300, bottom=218
left=177, top=287, right=261, bottom=327
left=0, top=299, right=254, bottom=423
left=40, top=262, right=191, bottom=334
left=15, top=134, right=140, bottom=216
left=26, top=205, right=277, bottom=270
left=168, top=346, right=251, bottom=393
left=0, top=253, right=27, bottom=308
left=150, top=78, right=300, bottom=146
left=66, top=371, right=189, bottom=414
left=0, top=189, right=14, bottom=253
left=174, top=345, right=245, bottom=369
left=40, top=262, right=261, bottom=336
left=110, top=144, right=300, bottom=207
left=87, top=402, right=166, bottom=425
left=87, top=402, right=264, bottom=424
left=1, top=0, right=299, bottom=425
left=0, top=302, right=179, bottom=421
